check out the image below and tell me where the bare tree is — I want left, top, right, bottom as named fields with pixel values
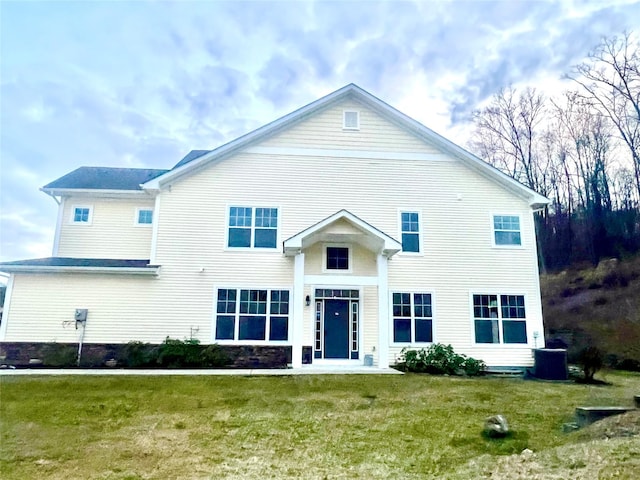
left=569, top=32, right=640, bottom=203
left=470, top=86, right=549, bottom=196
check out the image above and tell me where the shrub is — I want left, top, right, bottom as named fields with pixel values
left=120, top=341, right=159, bottom=368
left=578, top=345, right=604, bottom=382
left=41, top=343, right=77, bottom=367
left=201, top=344, right=229, bottom=367
left=158, top=337, right=203, bottom=368
left=397, top=344, right=486, bottom=376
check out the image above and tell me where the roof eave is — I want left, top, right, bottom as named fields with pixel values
left=40, top=188, right=155, bottom=198
left=0, top=265, right=161, bottom=275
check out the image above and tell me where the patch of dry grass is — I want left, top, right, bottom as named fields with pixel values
left=1, top=372, right=639, bottom=479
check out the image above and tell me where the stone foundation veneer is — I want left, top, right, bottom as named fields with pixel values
left=0, top=342, right=294, bottom=369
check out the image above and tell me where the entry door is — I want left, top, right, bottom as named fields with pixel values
left=324, top=299, right=350, bottom=359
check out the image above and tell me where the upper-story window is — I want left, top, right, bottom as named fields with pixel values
left=493, top=215, right=521, bottom=246
left=228, top=206, right=278, bottom=249
left=326, top=246, right=350, bottom=270
left=400, top=211, right=420, bottom=253
left=343, top=110, right=360, bottom=130
left=136, top=208, right=153, bottom=225
left=72, top=206, right=92, bottom=224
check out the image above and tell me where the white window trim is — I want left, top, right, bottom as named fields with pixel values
left=322, top=243, right=353, bottom=273
left=224, top=205, right=280, bottom=251
left=212, top=285, right=293, bottom=345
left=389, top=290, right=436, bottom=346
left=397, top=208, right=423, bottom=255
left=134, top=207, right=154, bottom=226
left=468, top=290, right=530, bottom=346
left=70, top=205, right=93, bottom=225
left=342, top=110, right=360, bottom=130
left=491, top=213, right=524, bottom=249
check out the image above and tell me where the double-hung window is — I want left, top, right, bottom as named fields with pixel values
left=215, top=288, right=289, bottom=341
left=493, top=215, right=521, bottom=246
left=400, top=211, right=420, bottom=253
left=473, top=294, right=527, bottom=344
left=392, top=292, right=433, bottom=343
left=228, top=206, right=278, bottom=249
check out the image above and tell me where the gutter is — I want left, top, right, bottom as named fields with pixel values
left=0, top=266, right=160, bottom=276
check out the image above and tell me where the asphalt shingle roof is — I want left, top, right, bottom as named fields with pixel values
left=43, top=167, right=168, bottom=191
left=0, top=257, right=155, bottom=268
left=172, top=150, right=211, bottom=169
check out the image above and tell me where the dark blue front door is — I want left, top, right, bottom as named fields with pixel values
left=324, top=299, right=350, bottom=359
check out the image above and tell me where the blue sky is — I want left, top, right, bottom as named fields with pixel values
left=1, top=0, right=639, bottom=262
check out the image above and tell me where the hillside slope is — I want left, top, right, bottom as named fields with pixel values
left=541, top=255, right=640, bottom=369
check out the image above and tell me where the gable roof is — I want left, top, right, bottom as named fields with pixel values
left=142, top=84, right=549, bottom=209
left=42, top=167, right=168, bottom=192
left=283, top=209, right=402, bottom=257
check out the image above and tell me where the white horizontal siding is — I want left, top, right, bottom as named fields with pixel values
left=57, top=198, right=154, bottom=259
left=261, top=99, right=440, bottom=153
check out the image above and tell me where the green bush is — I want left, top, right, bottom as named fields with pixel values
left=397, top=344, right=486, bottom=376
left=158, top=338, right=202, bottom=368
left=120, top=341, right=159, bottom=368
left=41, top=343, right=78, bottom=367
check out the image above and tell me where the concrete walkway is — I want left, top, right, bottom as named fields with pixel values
left=0, top=366, right=403, bottom=376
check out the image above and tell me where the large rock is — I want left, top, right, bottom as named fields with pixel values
left=484, top=414, right=510, bottom=438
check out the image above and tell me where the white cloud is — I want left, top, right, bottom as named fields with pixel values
left=1, top=0, right=639, bottom=260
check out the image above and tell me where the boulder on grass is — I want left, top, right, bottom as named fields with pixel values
left=484, top=414, right=510, bottom=438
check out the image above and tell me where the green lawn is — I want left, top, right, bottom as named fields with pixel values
left=1, top=371, right=639, bottom=479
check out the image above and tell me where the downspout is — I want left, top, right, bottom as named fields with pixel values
left=76, top=321, right=86, bottom=366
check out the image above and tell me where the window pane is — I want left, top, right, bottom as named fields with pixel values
left=270, top=290, right=289, bottom=314
left=229, top=207, right=252, bottom=227
left=217, top=289, right=236, bottom=314
left=414, top=294, right=432, bottom=318
left=500, top=295, right=526, bottom=318
left=475, top=319, right=499, bottom=343
left=401, top=233, right=419, bottom=252
left=239, top=316, right=266, bottom=340
left=503, top=320, right=527, bottom=343
left=415, top=319, right=433, bottom=342
left=74, top=208, right=89, bottom=222
left=401, top=212, right=419, bottom=232
left=495, top=231, right=521, bottom=245
left=137, top=209, right=153, bottom=224
left=394, top=318, right=411, bottom=343
left=255, top=228, right=277, bottom=248
left=215, top=316, right=235, bottom=340
left=229, top=228, right=251, bottom=247
left=255, top=208, right=277, bottom=228
left=326, top=247, right=349, bottom=270
left=269, top=316, right=288, bottom=341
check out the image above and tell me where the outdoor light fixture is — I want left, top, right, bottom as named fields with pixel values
left=305, top=295, right=311, bottom=306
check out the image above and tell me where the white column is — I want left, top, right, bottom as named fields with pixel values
left=291, top=252, right=305, bottom=368
left=377, top=253, right=389, bottom=368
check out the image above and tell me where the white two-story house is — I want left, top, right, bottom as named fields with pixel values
left=0, top=84, right=549, bottom=369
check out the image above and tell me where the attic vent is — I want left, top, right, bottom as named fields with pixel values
left=343, top=110, right=360, bottom=130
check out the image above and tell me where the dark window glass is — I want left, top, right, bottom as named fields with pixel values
left=255, top=228, right=277, bottom=248
left=475, top=319, right=499, bottom=343
left=393, top=318, right=411, bottom=343
left=270, top=290, right=289, bottom=314
left=216, top=289, right=237, bottom=314
left=415, top=319, right=433, bottom=343
left=215, top=316, right=235, bottom=340
left=401, top=233, right=419, bottom=252
left=239, top=316, right=266, bottom=340
left=503, top=320, right=527, bottom=343
left=74, top=208, right=90, bottom=222
left=501, top=295, right=526, bottom=318
left=269, top=316, right=288, bottom=341
left=138, top=209, right=153, bottom=224
left=228, top=228, right=251, bottom=247
left=414, top=294, right=432, bottom=318
left=326, top=247, right=349, bottom=270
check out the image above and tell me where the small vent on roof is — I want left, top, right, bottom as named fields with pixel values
left=343, top=110, right=360, bottom=130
